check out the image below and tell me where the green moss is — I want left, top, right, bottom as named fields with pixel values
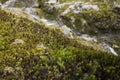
left=61, top=2, right=120, bottom=35
left=0, top=9, right=120, bottom=80
left=0, top=0, right=8, bottom=4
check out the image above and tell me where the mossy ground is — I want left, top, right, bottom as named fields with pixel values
left=0, top=8, right=120, bottom=80
left=0, top=0, right=8, bottom=4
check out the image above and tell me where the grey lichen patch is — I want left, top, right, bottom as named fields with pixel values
left=4, top=66, right=15, bottom=75
left=12, top=39, right=24, bottom=45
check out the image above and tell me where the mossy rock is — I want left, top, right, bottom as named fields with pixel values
left=61, top=4, right=120, bottom=35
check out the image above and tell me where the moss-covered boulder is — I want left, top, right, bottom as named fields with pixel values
left=50, top=1, right=120, bottom=54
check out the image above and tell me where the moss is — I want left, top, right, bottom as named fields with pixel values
left=0, top=8, right=120, bottom=80
left=58, top=1, right=120, bottom=54
left=0, top=0, right=8, bottom=4
left=60, top=2, right=120, bottom=35
left=60, top=0, right=76, bottom=3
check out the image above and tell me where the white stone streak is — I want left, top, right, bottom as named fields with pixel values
left=78, top=34, right=97, bottom=42
left=1, top=0, right=16, bottom=8
left=102, top=43, right=118, bottom=56
left=61, top=1, right=99, bottom=15
left=82, top=3, right=99, bottom=11
left=1, top=0, right=39, bottom=8
left=47, top=0, right=58, bottom=4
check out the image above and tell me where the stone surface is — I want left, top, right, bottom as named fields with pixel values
left=12, top=39, right=24, bottom=44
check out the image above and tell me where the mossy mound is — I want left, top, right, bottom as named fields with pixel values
left=59, top=2, right=120, bottom=34
left=0, top=8, right=120, bottom=80
left=51, top=1, right=120, bottom=54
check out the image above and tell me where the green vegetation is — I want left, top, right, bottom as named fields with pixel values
left=60, top=0, right=75, bottom=3
left=0, top=8, right=120, bottom=80
left=57, top=1, right=120, bottom=54
left=0, top=0, right=8, bottom=3
left=38, top=0, right=59, bottom=20
left=60, top=2, right=120, bottom=35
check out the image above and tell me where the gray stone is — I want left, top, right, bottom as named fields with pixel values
left=12, top=39, right=24, bottom=44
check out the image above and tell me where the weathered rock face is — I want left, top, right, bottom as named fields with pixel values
left=53, top=1, right=120, bottom=55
